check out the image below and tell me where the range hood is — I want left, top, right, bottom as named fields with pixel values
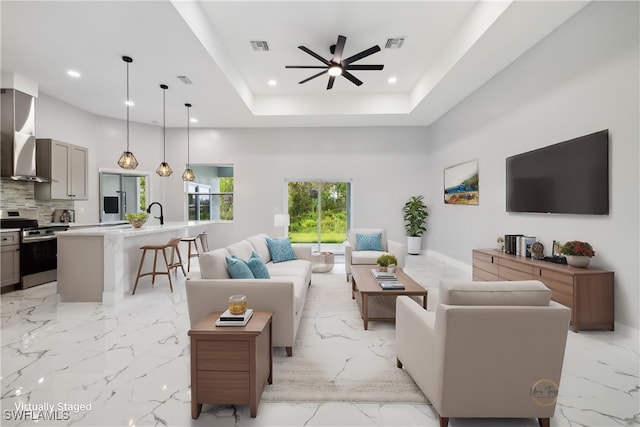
left=1, top=89, right=48, bottom=182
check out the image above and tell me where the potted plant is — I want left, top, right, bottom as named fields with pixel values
left=402, top=195, right=429, bottom=255
left=559, top=240, right=595, bottom=268
left=376, top=253, right=398, bottom=272
left=497, top=236, right=505, bottom=251
left=125, top=212, right=149, bottom=229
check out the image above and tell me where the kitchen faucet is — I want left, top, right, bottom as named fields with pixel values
left=146, top=202, right=164, bottom=225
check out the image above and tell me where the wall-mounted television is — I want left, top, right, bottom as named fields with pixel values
left=506, top=130, right=609, bottom=215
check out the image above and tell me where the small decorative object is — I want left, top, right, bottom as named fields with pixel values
left=125, top=212, right=148, bottom=228
left=376, top=253, right=398, bottom=272
left=228, top=295, right=248, bottom=315
left=496, top=236, right=505, bottom=251
left=560, top=241, right=595, bottom=268
left=531, top=241, right=545, bottom=259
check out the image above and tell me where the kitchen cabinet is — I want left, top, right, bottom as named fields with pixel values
left=35, top=139, right=88, bottom=200
left=1, top=231, right=20, bottom=288
left=472, top=249, right=614, bottom=332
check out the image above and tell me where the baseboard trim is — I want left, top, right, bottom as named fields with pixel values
left=424, top=249, right=473, bottom=273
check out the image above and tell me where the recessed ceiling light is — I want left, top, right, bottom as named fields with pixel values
left=67, top=70, right=81, bottom=78
left=125, top=100, right=134, bottom=107
left=388, top=77, right=398, bottom=84
left=190, top=118, right=198, bottom=123
left=268, top=79, right=277, bottom=86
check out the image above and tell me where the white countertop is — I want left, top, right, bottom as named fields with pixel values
left=0, top=228, right=20, bottom=233
left=58, top=221, right=216, bottom=237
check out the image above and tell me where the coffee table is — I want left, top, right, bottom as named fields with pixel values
left=351, top=265, right=427, bottom=330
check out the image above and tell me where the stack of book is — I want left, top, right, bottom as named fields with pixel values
left=215, top=308, right=254, bottom=327
left=370, top=268, right=405, bottom=290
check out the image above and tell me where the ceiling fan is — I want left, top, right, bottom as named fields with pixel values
left=285, top=35, right=384, bottom=90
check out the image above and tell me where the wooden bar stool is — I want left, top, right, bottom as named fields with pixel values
left=181, top=231, right=209, bottom=272
left=132, top=237, right=186, bottom=295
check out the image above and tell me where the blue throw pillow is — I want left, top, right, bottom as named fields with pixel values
left=356, top=233, right=383, bottom=251
left=247, top=251, right=270, bottom=279
left=226, top=256, right=255, bottom=279
left=265, top=237, right=297, bottom=263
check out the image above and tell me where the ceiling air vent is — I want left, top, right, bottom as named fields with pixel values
left=177, top=75, right=193, bottom=85
left=385, top=37, right=405, bottom=49
left=250, top=40, right=270, bottom=52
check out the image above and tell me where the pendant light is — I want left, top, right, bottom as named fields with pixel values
left=156, top=84, right=173, bottom=177
left=181, top=103, right=196, bottom=182
left=117, top=56, right=138, bottom=169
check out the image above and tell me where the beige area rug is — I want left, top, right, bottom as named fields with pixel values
left=261, top=272, right=428, bottom=404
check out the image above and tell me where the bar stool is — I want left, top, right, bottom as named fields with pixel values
left=181, top=231, right=209, bottom=272
left=132, top=237, right=186, bottom=295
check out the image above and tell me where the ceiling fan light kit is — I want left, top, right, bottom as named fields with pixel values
left=286, top=34, right=384, bottom=90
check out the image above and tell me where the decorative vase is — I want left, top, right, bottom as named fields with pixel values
left=228, top=295, right=248, bottom=315
left=565, top=255, right=591, bottom=268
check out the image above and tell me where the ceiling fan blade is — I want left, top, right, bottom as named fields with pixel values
left=333, top=35, right=346, bottom=63
left=343, top=45, right=381, bottom=65
left=327, top=75, right=336, bottom=90
left=298, top=46, right=330, bottom=65
left=298, top=70, right=328, bottom=84
left=285, top=65, right=329, bottom=69
left=342, top=70, right=363, bottom=86
left=344, top=64, right=384, bottom=71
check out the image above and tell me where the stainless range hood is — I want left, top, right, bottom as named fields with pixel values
left=1, top=89, right=48, bottom=182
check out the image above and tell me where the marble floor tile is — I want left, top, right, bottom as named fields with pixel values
left=0, top=254, right=638, bottom=427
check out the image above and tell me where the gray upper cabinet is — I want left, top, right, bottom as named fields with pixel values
left=35, top=139, right=88, bottom=200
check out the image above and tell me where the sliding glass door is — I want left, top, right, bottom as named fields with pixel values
left=287, top=180, right=350, bottom=253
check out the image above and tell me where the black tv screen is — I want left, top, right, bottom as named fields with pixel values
left=506, top=130, right=609, bottom=215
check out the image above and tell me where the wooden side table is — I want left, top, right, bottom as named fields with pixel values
left=188, top=311, right=273, bottom=418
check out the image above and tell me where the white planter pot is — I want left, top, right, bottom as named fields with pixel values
left=407, top=236, right=422, bottom=255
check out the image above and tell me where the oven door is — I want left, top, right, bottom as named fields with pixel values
left=21, top=235, right=57, bottom=288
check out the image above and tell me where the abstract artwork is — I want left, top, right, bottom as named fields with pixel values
left=444, top=159, right=479, bottom=205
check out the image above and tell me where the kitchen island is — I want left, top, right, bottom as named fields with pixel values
left=57, top=221, right=215, bottom=305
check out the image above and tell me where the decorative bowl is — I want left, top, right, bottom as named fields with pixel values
left=129, top=218, right=147, bottom=229
left=565, top=255, right=591, bottom=268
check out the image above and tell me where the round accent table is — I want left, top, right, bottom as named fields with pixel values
left=312, top=251, right=335, bottom=273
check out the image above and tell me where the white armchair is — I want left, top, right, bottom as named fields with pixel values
left=344, top=228, right=405, bottom=281
left=396, top=280, right=571, bottom=427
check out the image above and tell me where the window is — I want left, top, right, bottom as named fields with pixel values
left=186, top=165, right=233, bottom=221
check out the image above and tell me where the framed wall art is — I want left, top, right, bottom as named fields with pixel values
left=444, top=159, right=479, bottom=205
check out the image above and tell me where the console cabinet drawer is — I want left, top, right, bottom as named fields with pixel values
left=196, top=371, right=250, bottom=404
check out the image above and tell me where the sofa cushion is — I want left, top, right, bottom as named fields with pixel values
left=348, top=228, right=388, bottom=252
left=247, top=234, right=271, bottom=263
left=199, top=248, right=232, bottom=279
left=440, top=280, right=552, bottom=306
left=356, top=233, right=383, bottom=251
left=351, top=250, right=385, bottom=265
left=226, top=256, right=255, bottom=279
left=266, top=237, right=297, bottom=263
left=247, top=251, right=271, bottom=279
left=226, top=240, right=255, bottom=261
left=267, top=259, right=311, bottom=279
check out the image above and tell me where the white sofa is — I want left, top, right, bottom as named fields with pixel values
left=344, top=228, right=405, bottom=281
left=185, top=233, right=312, bottom=356
left=396, top=280, right=571, bottom=427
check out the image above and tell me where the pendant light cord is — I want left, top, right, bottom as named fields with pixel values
left=162, top=86, right=166, bottom=162
left=126, top=60, right=130, bottom=152
left=186, top=105, right=190, bottom=167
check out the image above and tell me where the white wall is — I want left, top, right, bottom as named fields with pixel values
left=425, top=1, right=639, bottom=329
left=161, top=127, right=430, bottom=247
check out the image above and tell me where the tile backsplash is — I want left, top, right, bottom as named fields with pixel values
left=0, top=179, right=74, bottom=225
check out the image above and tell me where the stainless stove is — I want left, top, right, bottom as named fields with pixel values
left=0, top=209, right=68, bottom=289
